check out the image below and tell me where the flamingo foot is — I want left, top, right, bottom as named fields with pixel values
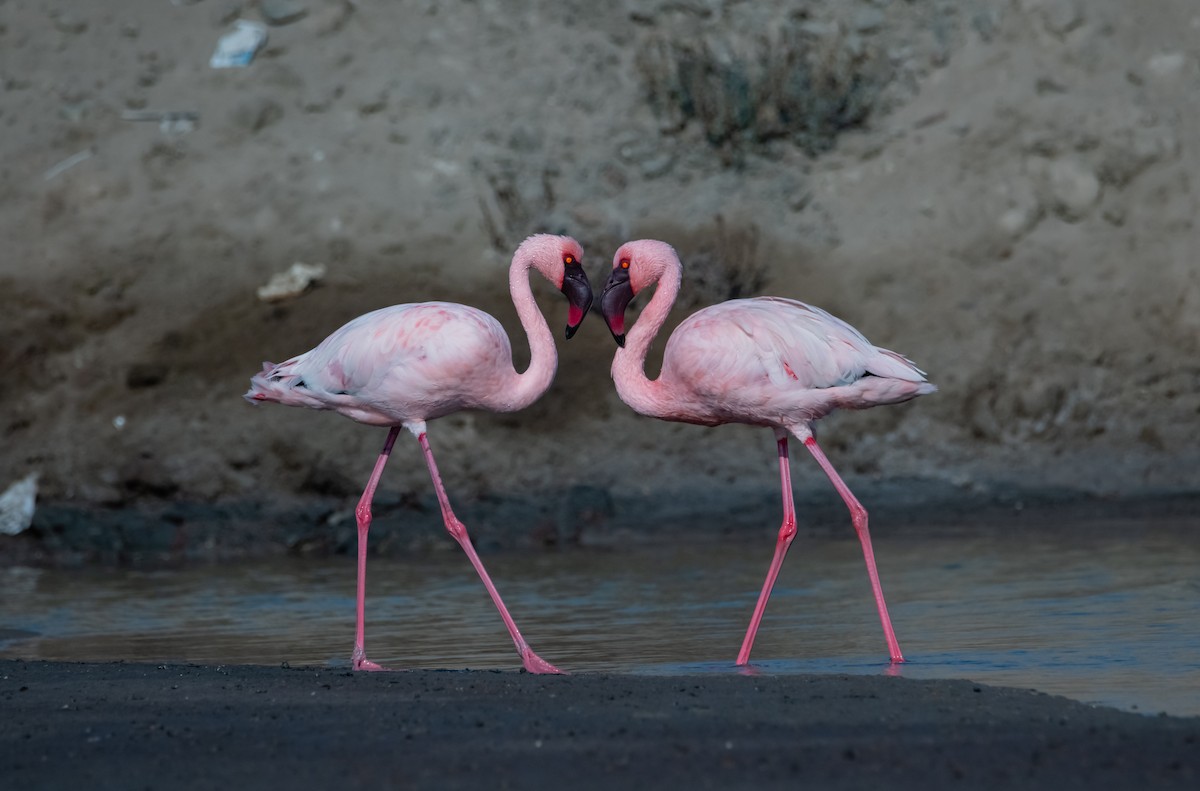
left=352, top=647, right=390, bottom=672
left=520, top=649, right=566, bottom=675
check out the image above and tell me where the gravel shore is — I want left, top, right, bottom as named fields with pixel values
left=3, top=660, right=1197, bottom=790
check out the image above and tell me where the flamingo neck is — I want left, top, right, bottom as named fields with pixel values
left=610, top=264, right=681, bottom=419
left=502, top=256, right=558, bottom=412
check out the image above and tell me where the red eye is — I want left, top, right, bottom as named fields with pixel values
left=564, top=254, right=576, bottom=265
left=619, top=258, right=630, bottom=269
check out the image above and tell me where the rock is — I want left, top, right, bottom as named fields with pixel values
left=308, top=0, right=354, bottom=36
left=798, top=21, right=839, bottom=38
left=996, top=179, right=1043, bottom=237
left=127, top=363, right=169, bottom=389
left=508, top=125, right=543, bottom=155
left=971, top=10, right=1001, bottom=42
left=568, top=202, right=612, bottom=230
left=1101, top=204, right=1126, bottom=227
left=1146, top=52, right=1187, bottom=78
left=639, top=152, right=676, bottom=179
left=853, top=8, right=885, bottom=34
left=786, top=184, right=813, bottom=212
left=260, top=0, right=308, bottom=26
left=1023, top=0, right=1085, bottom=37
left=998, top=205, right=1041, bottom=237
left=0, top=473, right=38, bottom=536
left=1099, top=125, right=1178, bottom=187
left=50, top=12, right=88, bottom=35
left=230, top=97, right=284, bottom=132
left=1037, top=157, right=1101, bottom=221
left=615, top=134, right=675, bottom=178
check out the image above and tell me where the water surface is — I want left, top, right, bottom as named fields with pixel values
left=3, top=521, right=1197, bottom=716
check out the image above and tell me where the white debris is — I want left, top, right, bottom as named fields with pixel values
left=256, top=262, right=328, bottom=302
left=0, top=472, right=38, bottom=536
left=210, top=20, right=268, bottom=69
left=43, top=148, right=93, bottom=181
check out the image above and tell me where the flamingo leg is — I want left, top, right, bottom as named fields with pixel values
left=417, top=432, right=563, bottom=674
left=802, top=436, right=904, bottom=663
left=351, top=426, right=401, bottom=671
left=737, top=429, right=797, bottom=666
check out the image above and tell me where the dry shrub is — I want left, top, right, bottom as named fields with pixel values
left=636, top=20, right=890, bottom=155
left=669, top=216, right=767, bottom=308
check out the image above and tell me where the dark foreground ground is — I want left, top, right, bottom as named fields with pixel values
left=1, top=661, right=1196, bottom=790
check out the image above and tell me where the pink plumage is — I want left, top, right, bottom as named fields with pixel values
left=246, top=234, right=592, bottom=673
left=599, top=239, right=936, bottom=665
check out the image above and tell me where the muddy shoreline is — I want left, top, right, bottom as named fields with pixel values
left=2, top=660, right=1196, bottom=790
left=5, top=484, right=1198, bottom=568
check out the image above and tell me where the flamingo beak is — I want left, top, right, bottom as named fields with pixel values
left=561, top=261, right=593, bottom=339
left=599, top=267, right=633, bottom=348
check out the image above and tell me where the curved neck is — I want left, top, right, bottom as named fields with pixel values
left=610, top=264, right=681, bottom=418
left=500, top=258, right=559, bottom=412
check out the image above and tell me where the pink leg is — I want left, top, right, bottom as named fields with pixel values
left=351, top=426, right=401, bottom=671
left=803, top=436, right=904, bottom=663
left=737, top=430, right=797, bottom=666
left=417, top=432, right=563, bottom=674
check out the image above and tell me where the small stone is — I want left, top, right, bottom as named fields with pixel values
left=787, top=188, right=813, bottom=212
left=598, top=162, right=628, bottom=197
left=1101, top=205, right=1126, bottom=227
left=309, top=0, right=354, bottom=36
left=1099, top=125, right=1177, bottom=187
left=1046, top=158, right=1101, bottom=221
left=971, top=10, right=1000, bottom=42
left=853, top=8, right=885, bottom=34
left=260, top=0, right=308, bottom=26
left=213, top=2, right=245, bottom=27
left=50, top=13, right=88, bottom=35
left=799, top=21, right=838, bottom=38
left=230, top=97, right=284, bottom=132
left=1146, top=52, right=1187, bottom=78
left=1033, top=0, right=1084, bottom=37
left=639, top=152, right=675, bottom=179
left=998, top=205, right=1040, bottom=236
left=127, top=363, right=169, bottom=389
left=508, top=125, right=543, bottom=154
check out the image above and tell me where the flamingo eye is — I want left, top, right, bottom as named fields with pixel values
left=619, top=258, right=630, bottom=270
left=564, top=254, right=576, bottom=266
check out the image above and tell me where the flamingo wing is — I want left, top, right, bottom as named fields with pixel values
left=660, top=297, right=929, bottom=420
left=255, top=303, right=512, bottom=424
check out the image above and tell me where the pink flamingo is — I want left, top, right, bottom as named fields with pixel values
left=244, top=234, right=592, bottom=673
left=598, top=239, right=935, bottom=665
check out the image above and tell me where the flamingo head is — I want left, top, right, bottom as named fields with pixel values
left=518, top=234, right=593, bottom=339
left=599, top=239, right=678, bottom=347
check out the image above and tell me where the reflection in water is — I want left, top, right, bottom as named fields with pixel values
left=2, top=521, right=1198, bottom=716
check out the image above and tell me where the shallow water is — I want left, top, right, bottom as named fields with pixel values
left=2, top=521, right=1198, bottom=717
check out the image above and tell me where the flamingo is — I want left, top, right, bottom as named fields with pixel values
left=244, top=234, right=593, bottom=674
left=598, top=239, right=935, bottom=665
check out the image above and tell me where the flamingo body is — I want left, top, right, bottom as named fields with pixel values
left=599, top=239, right=934, bottom=665
left=249, top=302, right=530, bottom=425
left=651, top=296, right=934, bottom=427
left=245, top=234, right=592, bottom=673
